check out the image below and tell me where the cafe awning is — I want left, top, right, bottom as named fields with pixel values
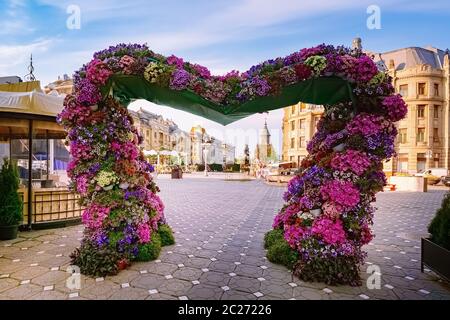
left=0, top=81, right=64, bottom=117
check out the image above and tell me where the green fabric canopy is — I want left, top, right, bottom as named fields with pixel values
left=102, top=74, right=355, bottom=126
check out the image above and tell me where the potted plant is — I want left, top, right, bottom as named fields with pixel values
left=0, top=159, right=23, bottom=240
left=421, top=192, right=450, bottom=281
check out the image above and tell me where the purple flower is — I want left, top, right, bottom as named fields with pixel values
left=170, top=69, right=190, bottom=90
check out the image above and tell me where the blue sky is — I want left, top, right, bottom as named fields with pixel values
left=1, top=0, right=449, bottom=157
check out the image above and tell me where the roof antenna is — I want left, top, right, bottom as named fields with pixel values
left=24, top=54, right=36, bottom=81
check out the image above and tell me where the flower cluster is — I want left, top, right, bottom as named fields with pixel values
left=381, top=94, right=408, bottom=121
left=86, top=59, right=113, bottom=86
left=330, top=150, right=371, bottom=175
left=82, top=204, right=110, bottom=229
left=311, top=217, right=347, bottom=245
left=321, top=180, right=360, bottom=210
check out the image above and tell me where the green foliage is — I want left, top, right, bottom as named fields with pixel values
left=158, top=224, right=175, bottom=246
left=135, top=233, right=162, bottom=261
left=264, top=229, right=298, bottom=270
left=264, top=229, right=284, bottom=249
left=209, top=163, right=224, bottom=172
left=267, top=240, right=299, bottom=270
left=0, top=159, right=23, bottom=226
left=108, top=231, right=123, bottom=248
left=428, top=192, right=450, bottom=250
left=293, top=255, right=362, bottom=286
left=70, top=240, right=120, bottom=277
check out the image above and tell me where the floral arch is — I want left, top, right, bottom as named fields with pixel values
left=58, top=43, right=406, bottom=282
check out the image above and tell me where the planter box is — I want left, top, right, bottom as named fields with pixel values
left=421, top=238, right=450, bottom=281
left=389, top=176, right=427, bottom=192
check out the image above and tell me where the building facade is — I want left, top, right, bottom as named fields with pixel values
left=373, top=47, right=450, bottom=173
left=190, top=125, right=235, bottom=165
left=129, top=108, right=173, bottom=152
left=282, top=42, right=450, bottom=174
left=281, top=102, right=323, bottom=165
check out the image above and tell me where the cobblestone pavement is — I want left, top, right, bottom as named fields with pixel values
left=0, top=178, right=449, bottom=300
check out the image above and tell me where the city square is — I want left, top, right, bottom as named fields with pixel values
left=1, top=0, right=450, bottom=309
left=0, top=176, right=449, bottom=300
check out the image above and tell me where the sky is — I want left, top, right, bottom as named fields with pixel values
left=1, top=0, right=449, bottom=157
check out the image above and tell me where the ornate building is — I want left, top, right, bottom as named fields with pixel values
left=282, top=40, right=450, bottom=174
left=255, top=120, right=274, bottom=164
left=372, top=46, right=450, bottom=173
left=44, top=75, right=73, bottom=95
left=190, top=125, right=235, bottom=165
left=281, top=103, right=323, bottom=165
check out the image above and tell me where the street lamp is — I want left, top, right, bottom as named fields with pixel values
left=202, top=140, right=212, bottom=176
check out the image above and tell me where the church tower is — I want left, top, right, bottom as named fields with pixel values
left=254, top=120, right=273, bottom=163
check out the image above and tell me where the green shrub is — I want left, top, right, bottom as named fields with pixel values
left=428, top=192, right=450, bottom=250
left=266, top=238, right=299, bottom=270
left=70, top=240, right=120, bottom=277
left=135, top=233, right=162, bottom=261
left=196, top=164, right=205, bottom=172
left=0, top=159, right=23, bottom=226
left=209, top=163, right=224, bottom=172
left=264, top=229, right=284, bottom=249
left=158, top=224, right=175, bottom=246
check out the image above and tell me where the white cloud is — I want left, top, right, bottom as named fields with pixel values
left=0, top=0, right=35, bottom=35
left=0, top=39, right=53, bottom=76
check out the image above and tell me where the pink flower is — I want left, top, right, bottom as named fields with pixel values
left=320, top=180, right=360, bottom=210
left=137, top=223, right=151, bottom=243
left=166, top=55, right=184, bottom=69
left=192, top=64, right=211, bottom=79
left=312, top=217, right=347, bottom=245
left=119, top=55, right=136, bottom=75
left=82, top=204, right=110, bottom=229
left=322, top=202, right=343, bottom=219
left=331, top=149, right=371, bottom=175
left=86, top=59, right=113, bottom=86
left=284, top=225, right=306, bottom=248
left=76, top=175, right=89, bottom=195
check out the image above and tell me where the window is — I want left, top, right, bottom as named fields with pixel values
left=299, top=136, right=305, bottom=148
left=434, top=83, right=439, bottom=96
left=399, top=129, right=407, bottom=144
left=434, top=154, right=440, bottom=168
left=417, top=105, right=425, bottom=118
left=291, top=121, right=295, bottom=131
left=434, top=105, right=440, bottom=119
left=290, top=138, right=295, bottom=149
left=291, top=105, right=296, bottom=115
left=417, top=128, right=425, bottom=143
left=433, top=128, right=439, bottom=142
left=399, top=84, right=408, bottom=97
left=418, top=82, right=426, bottom=95
left=299, top=119, right=305, bottom=129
